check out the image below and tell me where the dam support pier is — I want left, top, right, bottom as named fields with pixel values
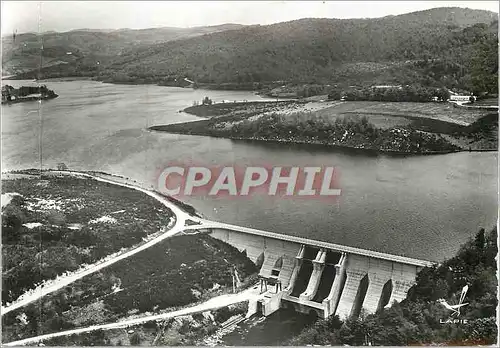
left=209, top=227, right=432, bottom=319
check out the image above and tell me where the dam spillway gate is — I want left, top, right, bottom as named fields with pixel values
left=209, top=226, right=433, bottom=319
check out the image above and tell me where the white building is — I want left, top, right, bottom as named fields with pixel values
left=372, top=85, right=402, bottom=89
left=449, top=95, right=475, bottom=102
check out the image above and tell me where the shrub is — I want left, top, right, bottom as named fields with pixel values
left=129, top=332, right=141, bottom=345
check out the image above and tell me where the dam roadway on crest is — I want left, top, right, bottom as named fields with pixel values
left=184, top=217, right=432, bottom=319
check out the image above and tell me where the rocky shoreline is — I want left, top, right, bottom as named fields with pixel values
left=226, top=136, right=462, bottom=155
left=149, top=125, right=461, bottom=155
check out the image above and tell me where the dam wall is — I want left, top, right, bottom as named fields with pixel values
left=210, top=227, right=429, bottom=319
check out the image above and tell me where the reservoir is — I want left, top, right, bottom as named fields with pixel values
left=2, top=80, right=497, bottom=262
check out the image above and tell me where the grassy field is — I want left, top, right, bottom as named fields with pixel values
left=2, top=174, right=174, bottom=305
left=183, top=101, right=491, bottom=128
left=183, top=100, right=303, bottom=118
left=472, top=98, right=499, bottom=106
left=312, top=101, right=490, bottom=126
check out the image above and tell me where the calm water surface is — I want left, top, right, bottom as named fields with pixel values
left=222, top=309, right=316, bottom=346
left=2, top=80, right=497, bottom=262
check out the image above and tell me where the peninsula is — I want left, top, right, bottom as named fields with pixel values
left=149, top=99, right=497, bottom=155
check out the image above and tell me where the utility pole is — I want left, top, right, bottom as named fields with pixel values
left=38, top=2, right=43, bottom=177
left=232, top=271, right=236, bottom=293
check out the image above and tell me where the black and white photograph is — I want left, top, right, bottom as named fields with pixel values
left=1, top=1, right=498, bottom=346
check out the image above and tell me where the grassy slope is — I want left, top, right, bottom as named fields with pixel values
left=313, top=101, right=490, bottom=126
left=2, top=234, right=257, bottom=343
left=1, top=175, right=174, bottom=305
left=40, top=302, right=249, bottom=346
left=443, top=113, right=499, bottom=150
left=182, top=100, right=302, bottom=118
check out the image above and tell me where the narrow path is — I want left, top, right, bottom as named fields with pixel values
left=1, top=171, right=199, bottom=316
left=4, top=287, right=262, bottom=346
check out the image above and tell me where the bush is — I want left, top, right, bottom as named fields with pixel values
left=161, top=328, right=183, bottom=346
left=202, top=96, right=213, bottom=105
left=129, top=332, right=142, bottom=345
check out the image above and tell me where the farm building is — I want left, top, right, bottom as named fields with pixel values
left=449, top=95, right=476, bottom=102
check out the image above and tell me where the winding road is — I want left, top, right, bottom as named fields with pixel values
left=1, top=171, right=201, bottom=316
left=4, top=286, right=263, bottom=346
left=2, top=170, right=433, bottom=345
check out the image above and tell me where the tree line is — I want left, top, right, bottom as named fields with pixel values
left=11, top=10, right=497, bottom=98
left=328, top=85, right=452, bottom=102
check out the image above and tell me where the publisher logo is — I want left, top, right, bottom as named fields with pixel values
left=438, top=285, right=469, bottom=324
left=156, top=165, right=341, bottom=198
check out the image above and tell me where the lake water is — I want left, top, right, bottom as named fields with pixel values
left=2, top=80, right=497, bottom=262
left=222, top=308, right=316, bottom=346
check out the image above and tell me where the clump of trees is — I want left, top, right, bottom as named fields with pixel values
left=225, top=112, right=458, bottom=153
left=2, top=84, right=57, bottom=103
left=202, top=96, right=213, bottom=105
left=191, top=96, right=214, bottom=107
left=289, top=227, right=498, bottom=346
left=129, top=332, right=142, bottom=345
left=57, top=163, right=69, bottom=171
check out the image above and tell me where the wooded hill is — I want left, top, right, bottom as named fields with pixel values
left=5, top=8, right=498, bottom=94
left=1, top=24, right=245, bottom=77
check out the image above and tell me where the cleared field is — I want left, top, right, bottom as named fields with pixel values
left=472, top=98, right=499, bottom=106
left=183, top=101, right=303, bottom=118
left=278, top=108, right=412, bottom=131
left=312, top=101, right=490, bottom=126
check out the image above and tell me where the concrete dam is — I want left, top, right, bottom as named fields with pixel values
left=207, top=224, right=434, bottom=319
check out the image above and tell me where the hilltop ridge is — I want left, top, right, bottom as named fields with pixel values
left=3, top=7, right=498, bottom=95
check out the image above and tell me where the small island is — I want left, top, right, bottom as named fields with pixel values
left=1, top=84, right=58, bottom=104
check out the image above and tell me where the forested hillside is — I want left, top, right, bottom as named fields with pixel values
left=1, top=24, right=244, bottom=77
left=5, top=8, right=498, bottom=95
left=95, top=7, right=497, bottom=93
